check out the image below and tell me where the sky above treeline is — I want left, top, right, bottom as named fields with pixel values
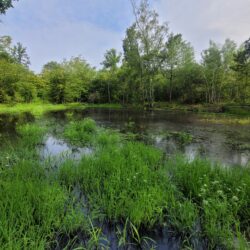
left=1, top=0, right=249, bottom=72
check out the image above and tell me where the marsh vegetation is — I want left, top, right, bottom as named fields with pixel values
left=0, top=107, right=249, bottom=249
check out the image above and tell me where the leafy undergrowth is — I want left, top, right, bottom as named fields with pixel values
left=0, top=119, right=249, bottom=249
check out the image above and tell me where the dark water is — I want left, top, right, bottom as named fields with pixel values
left=44, top=108, right=250, bottom=167
left=0, top=108, right=249, bottom=167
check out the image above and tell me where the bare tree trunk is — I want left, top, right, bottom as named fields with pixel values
left=107, top=82, right=111, bottom=103
left=169, top=66, right=173, bottom=102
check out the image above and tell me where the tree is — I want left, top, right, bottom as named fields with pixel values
left=220, top=39, right=237, bottom=101
left=0, top=58, right=38, bottom=103
left=41, top=57, right=96, bottom=103
left=162, top=33, right=195, bottom=102
left=11, top=42, right=30, bottom=67
left=0, top=36, right=14, bottom=62
left=130, top=0, right=168, bottom=107
left=0, top=0, right=18, bottom=14
left=201, top=41, right=223, bottom=103
left=42, top=62, right=68, bottom=104
left=63, top=56, right=95, bottom=102
left=101, top=49, right=121, bottom=103
left=232, top=38, right=250, bottom=102
left=122, top=24, right=143, bottom=104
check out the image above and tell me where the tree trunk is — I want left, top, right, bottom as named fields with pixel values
left=107, top=82, right=111, bottom=103
left=169, top=67, right=173, bottom=102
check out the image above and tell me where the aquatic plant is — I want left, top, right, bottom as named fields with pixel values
left=64, top=118, right=97, bottom=146
left=0, top=117, right=249, bottom=249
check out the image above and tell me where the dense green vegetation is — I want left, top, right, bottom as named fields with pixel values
left=0, top=0, right=249, bottom=107
left=0, top=118, right=249, bottom=249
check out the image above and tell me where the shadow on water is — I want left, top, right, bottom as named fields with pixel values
left=0, top=112, right=35, bottom=134
left=0, top=112, right=35, bottom=147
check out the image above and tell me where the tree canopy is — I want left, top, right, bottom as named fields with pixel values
left=0, top=0, right=18, bottom=14
left=0, top=0, right=249, bottom=105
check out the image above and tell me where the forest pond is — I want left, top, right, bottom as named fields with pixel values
left=0, top=107, right=249, bottom=167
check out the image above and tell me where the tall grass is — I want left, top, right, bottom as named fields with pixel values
left=60, top=119, right=250, bottom=248
left=165, top=156, right=250, bottom=248
left=0, top=123, right=89, bottom=249
left=0, top=118, right=249, bottom=249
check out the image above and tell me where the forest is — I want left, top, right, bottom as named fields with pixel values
left=0, top=0, right=249, bottom=107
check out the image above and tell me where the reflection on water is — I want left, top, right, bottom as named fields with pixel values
left=55, top=108, right=249, bottom=167
left=0, top=108, right=249, bottom=167
left=40, top=135, right=92, bottom=161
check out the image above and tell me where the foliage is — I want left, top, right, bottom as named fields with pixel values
left=0, top=0, right=18, bottom=14
left=0, top=58, right=39, bottom=103
left=42, top=57, right=95, bottom=104
left=0, top=1, right=249, bottom=106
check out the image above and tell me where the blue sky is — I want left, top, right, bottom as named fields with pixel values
left=1, top=0, right=250, bottom=72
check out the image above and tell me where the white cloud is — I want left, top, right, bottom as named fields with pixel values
left=0, top=0, right=130, bottom=72
left=1, top=20, right=123, bottom=72
left=154, top=0, right=250, bottom=59
left=1, top=0, right=249, bottom=71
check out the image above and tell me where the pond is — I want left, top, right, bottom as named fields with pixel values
left=0, top=108, right=249, bottom=167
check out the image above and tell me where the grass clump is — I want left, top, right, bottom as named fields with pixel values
left=60, top=119, right=250, bottom=248
left=0, top=161, right=87, bottom=249
left=165, top=156, right=250, bottom=248
left=17, top=123, right=46, bottom=147
left=59, top=135, right=199, bottom=247
left=59, top=142, right=174, bottom=227
left=64, top=118, right=121, bottom=148
left=64, top=118, right=97, bottom=146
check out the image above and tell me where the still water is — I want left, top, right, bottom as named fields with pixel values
left=0, top=108, right=249, bottom=167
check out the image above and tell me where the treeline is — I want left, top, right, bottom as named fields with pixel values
left=0, top=0, right=249, bottom=106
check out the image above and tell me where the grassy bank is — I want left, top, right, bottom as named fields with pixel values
left=0, top=103, right=122, bottom=116
left=153, top=103, right=250, bottom=124
left=0, top=118, right=249, bottom=249
left=0, top=102, right=249, bottom=125
left=154, top=102, right=250, bottom=114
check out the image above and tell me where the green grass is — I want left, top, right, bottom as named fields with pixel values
left=0, top=118, right=249, bottom=249
left=0, top=102, right=84, bottom=116
left=200, top=113, right=250, bottom=125
left=60, top=119, right=250, bottom=249
left=165, top=156, right=250, bottom=248
left=0, top=102, right=122, bottom=116
left=0, top=123, right=89, bottom=249
left=0, top=164, right=81, bottom=249
left=154, top=102, right=250, bottom=124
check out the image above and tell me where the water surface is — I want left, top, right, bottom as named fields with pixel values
left=0, top=108, right=249, bottom=167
